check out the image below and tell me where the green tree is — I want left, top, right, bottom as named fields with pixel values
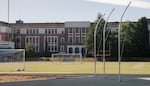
left=110, top=31, right=118, bottom=58
left=136, top=17, right=149, bottom=56
left=121, top=21, right=137, bottom=57
left=111, top=21, right=137, bottom=57
left=25, top=44, right=35, bottom=58
left=111, top=17, right=149, bottom=58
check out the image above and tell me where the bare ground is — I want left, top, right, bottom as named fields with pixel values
left=0, top=74, right=77, bottom=83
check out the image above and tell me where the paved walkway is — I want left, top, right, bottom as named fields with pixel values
left=0, top=75, right=150, bottom=86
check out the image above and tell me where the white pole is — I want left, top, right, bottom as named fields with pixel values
left=23, top=49, right=25, bottom=71
left=8, top=0, right=10, bottom=23
left=103, top=8, right=115, bottom=78
left=94, top=14, right=105, bottom=77
left=118, top=1, right=132, bottom=82
left=80, top=53, right=82, bottom=64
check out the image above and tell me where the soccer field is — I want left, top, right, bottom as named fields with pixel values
left=0, top=62, right=149, bottom=74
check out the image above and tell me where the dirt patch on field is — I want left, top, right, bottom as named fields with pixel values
left=0, top=74, right=77, bottom=83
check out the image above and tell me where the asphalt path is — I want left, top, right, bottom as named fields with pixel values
left=0, top=75, right=150, bottom=86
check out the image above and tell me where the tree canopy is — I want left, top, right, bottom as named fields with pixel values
left=111, top=17, right=149, bottom=57
left=84, top=16, right=149, bottom=59
left=136, top=17, right=149, bottom=56
left=25, top=44, right=35, bottom=58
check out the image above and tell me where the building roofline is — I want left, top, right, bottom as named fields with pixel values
left=0, top=21, right=9, bottom=26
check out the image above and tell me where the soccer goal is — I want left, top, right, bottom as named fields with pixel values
left=0, top=49, right=25, bottom=72
left=52, top=53, right=82, bottom=62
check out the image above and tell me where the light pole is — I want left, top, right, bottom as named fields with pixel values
left=94, top=14, right=105, bottom=77
left=103, top=8, right=115, bottom=78
left=8, top=0, right=10, bottom=23
left=118, top=1, right=132, bottom=82
left=7, top=0, right=10, bottom=41
left=23, top=49, right=25, bottom=71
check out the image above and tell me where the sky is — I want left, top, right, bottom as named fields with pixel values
left=0, top=0, right=150, bottom=23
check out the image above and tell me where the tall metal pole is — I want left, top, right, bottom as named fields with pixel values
left=7, top=0, right=10, bottom=41
left=23, top=49, right=25, bottom=71
left=94, top=14, right=105, bottom=77
left=118, top=1, right=132, bottom=82
left=8, top=0, right=10, bottom=23
left=103, top=8, right=115, bottom=78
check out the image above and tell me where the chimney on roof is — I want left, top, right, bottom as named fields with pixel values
left=16, top=19, right=24, bottom=24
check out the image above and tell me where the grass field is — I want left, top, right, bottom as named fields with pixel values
left=0, top=62, right=150, bottom=74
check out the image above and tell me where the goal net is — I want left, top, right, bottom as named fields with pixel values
left=52, top=53, right=82, bottom=62
left=0, top=49, right=25, bottom=72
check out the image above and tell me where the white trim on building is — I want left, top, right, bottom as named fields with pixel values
left=16, top=28, right=65, bottom=34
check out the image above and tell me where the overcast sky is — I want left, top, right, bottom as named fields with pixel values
left=0, top=0, right=150, bottom=23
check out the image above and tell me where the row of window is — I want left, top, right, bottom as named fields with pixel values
left=25, top=36, right=40, bottom=52
left=26, top=36, right=39, bottom=44
left=68, top=27, right=87, bottom=33
left=47, top=45, right=58, bottom=52
left=45, top=45, right=65, bottom=52
left=45, top=29, right=57, bottom=34
left=24, top=44, right=65, bottom=52
left=68, top=47, right=85, bottom=54
left=15, top=29, right=64, bottom=34
left=45, top=36, right=58, bottom=44
left=17, top=36, right=84, bottom=44
left=15, top=28, right=86, bottom=34
left=21, top=36, right=64, bottom=44
left=14, top=29, right=65, bottom=34
left=69, top=47, right=79, bottom=53
left=68, top=36, right=85, bottom=43
left=27, top=29, right=39, bottom=34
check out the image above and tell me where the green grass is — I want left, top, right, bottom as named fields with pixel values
left=0, top=62, right=150, bottom=74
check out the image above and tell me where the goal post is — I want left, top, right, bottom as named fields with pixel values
left=52, top=53, right=82, bottom=62
left=0, top=49, right=25, bottom=71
